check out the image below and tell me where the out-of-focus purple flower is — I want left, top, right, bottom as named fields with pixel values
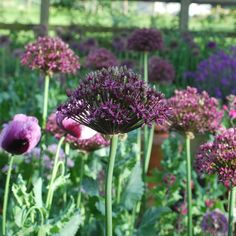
left=85, top=48, right=118, bottom=70
left=206, top=41, right=217, bottom=49
left=127, top=28, right=163, bottom=52
left=163, top=173, right=176, bottom=187
left=0, top=35, right=10, bottom=48
left=12, top=48, right=24, bottom=58
left=196, top=128, right=236, bottom=188
left=201, top=210, right=228, bottom=235
left=167, top=87, right=223, bottom=134
left=77, top=38, right=98, bottom=55
left=169, top=40, right=178, bottom=49
left=0, top=114, right=41, bottom=155
left=185, top=49, right=236, bottom=99
left=57, top=66, right=171, bottom=135
left=119, top=59, right=135, bottom=70
left=21, top=36, right=80, bottom=76
left=112, top=36, right=127, bottom=52
left=173, top=201, right=187, bottom=215
left=46, top=112, right=108, bottom=152
left=148, top=56, right=175, bottom=84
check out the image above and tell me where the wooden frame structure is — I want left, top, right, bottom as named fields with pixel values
left=1, top=0, right=236, bottom=34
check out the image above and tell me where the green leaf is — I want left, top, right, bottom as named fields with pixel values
left=121, top=162, right=144, bottom=210
left=33, top=178, right=43, bottom=208
left=59, top=212, right=82, bottom=236
left=136, top=207, right=170, bottom=236
left=82, top=177, right=99, bottom=197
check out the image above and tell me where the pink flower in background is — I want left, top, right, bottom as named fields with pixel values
left=21, top=36, right=80, bottom=75
left=0, top=114, right=41, bottom=155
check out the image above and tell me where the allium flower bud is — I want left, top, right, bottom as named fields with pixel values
left=21, top=36, right=80, bottom=75
left=148, top=56, right=175, bottom=84
left=168, top=87, right=223, bottom=134
left=127, top=28, right=163, bottom=52
left=57, top=67, right=171, bottom=135
left=201, top=210, right=228, bottom=235
left=196, top=128, right=236, bottom=188
left=0, top=114, right=41, bottom=155
left=85, top=48, right=118, bottom=70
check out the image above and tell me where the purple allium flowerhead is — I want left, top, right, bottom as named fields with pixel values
left=148, top=56, right=175, bottom=84
left=0, top=114, right=41, bottom=155
left=196, top=128, right=236, bottom=188
left=206, top=41, right=217, bottom=49
left=57, top=66, right=171, bottom=135
left=119, top=59, right=136, bottom=70
left=85, top=48, right=118, bottom=70
left=127, top=28, right=163, bottom=52
left=185, top=49, right=236, bottom=99
left=78, top=38, right=98, bottom=55
left=201, top=210, right=228, bottom=235
left=0, top=35, right=10, bottom=48
left=112, top=36, right=127, bottom=52
left=167, top=87, right=223, bottom=135
left=21, top=36, right=80, bottom=76
left=46, top=113, right=108, bottom=152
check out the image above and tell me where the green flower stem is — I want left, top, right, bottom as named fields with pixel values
left=42, top=74, right=50, bottom=129
left=116, top=175, right=122, bottom=204
left=228, top=186, right=236, bottom=236
left=46, top=136, right=65, bottom=211
left=143, top=51, right=148, bottom=83
left=105, top=135, right=119, bottom=236
left=136, top=128, right=141, bottom=161
left=186, top=133, right=193, bottom=236
left=1, top=47, right=6, bottom=78
left=144, top=123, right=155, bottom=174
left=76, top=152, right=87, bottom=208
left=63, top=143, right=70, bottom=204
left=2, top=155, right=15, bottom=236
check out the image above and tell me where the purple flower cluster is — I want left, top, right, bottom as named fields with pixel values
left=127, top=28, right=163, bottom=52
left=0, top=114, right=41, bottom=155
left=0, top=35, right=10, bottom=48
left=206, top=41, right=217, bottom=49
left=185, top=49, right=236, bottom=99
left=112, top=36, right=127, bottom=52
left=201, top=210, right=228, bottom=235
left=168, top=87, right=223, bottom=134
left=85, top=48, right=118, bottom=70
left=57, top=67, right=171, bottom=135
left=119, top=59, right=136, bottom=70
left=21, top=36, right=80, bottom=75
left=46, top=113, right=109, bottom=152
left=148, top=56, right=175, bottom=84
left=196, top=128, right=236, bottom=188
left=224, top=95, right=236, bottom=121
left=77, top=38, right=98, bottom=55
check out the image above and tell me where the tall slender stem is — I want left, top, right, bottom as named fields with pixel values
left=116, top=175, right=122, bottom=204
left=63, top=143, right=70, bottom=204
left=46, top=136, right=65, bottom=211
left=136, top=128, right=141, bottom=161
left=144, top=123, right=155, bottom=174
left=2, top=155, right=15, bottom=236
left=42, top=74, right=50, bottom=129
left=76, top=152, right=87, bottom=208
left=186, top=134, right=193, bottom=236
left=228, top=186, right=236, bottom=236
left=105, top=135, right=118, bottom=236
left=1, top=47, right=6, bottom=78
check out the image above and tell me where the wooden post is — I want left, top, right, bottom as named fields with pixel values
left=179, top=0, right=191, bottom=32
left=40, top=0, right=50, bottom=35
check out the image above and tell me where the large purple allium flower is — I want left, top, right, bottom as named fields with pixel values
left=185, top=49, right=236, bottom=99
left=21, top=36, right=80, bottom=76
left=119, top=59, right=135, bottom=70
left=85, top=48, right=118, bottom=70
left=201, top=210, right=228, bottom=235
left=57, top=67, right=171, bottom=135
left=196, top=128, right=236, bottom=188
left=0, top=114, right=41, bottom=155
left=46, top=113, right=108, bottom=152
left=148, top=56, right=175, bottom=84
left=168, top=87, right=223, bottom=134
left=0, top=35, right=10, bottom=48
left=127, top=28, right=163, bottom=52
